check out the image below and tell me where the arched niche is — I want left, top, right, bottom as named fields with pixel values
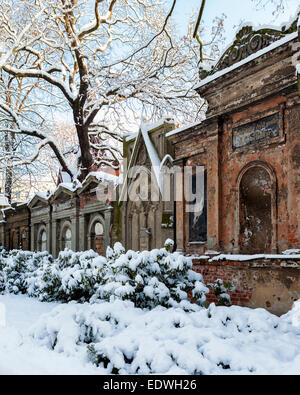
left=235, top=161, right=277, bottom=254
left=60, top=220, right=72, bottom=251
left=87, top=215, right=105, bottom=253
left=37, top=225, right=47, bottom=252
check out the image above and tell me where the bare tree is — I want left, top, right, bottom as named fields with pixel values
left=0, top=65, right=56, bottom=202
left=0, top=0, right=216, bottom=181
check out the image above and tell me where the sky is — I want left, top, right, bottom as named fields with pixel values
left=168, top=0, right=299, bottom=47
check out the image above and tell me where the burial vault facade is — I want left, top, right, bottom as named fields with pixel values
left=167, top=21, right=300, bottom=256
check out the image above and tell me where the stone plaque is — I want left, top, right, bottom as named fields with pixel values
left=233, top=113, right=279, bottom=149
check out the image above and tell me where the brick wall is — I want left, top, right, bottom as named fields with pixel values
left=193, top=257, right=300, bottom=315
left=94, top=236, right=104, bottom=255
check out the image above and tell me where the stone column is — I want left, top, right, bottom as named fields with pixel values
left=206, top=131, right=220, bottom=251
left=30, top=223, right=35, bottom=251
left=0, top=223, right=5, bottom=247
left=52, top=220, right=57, bottom=257
left=71, top=216, right=78, bottom=252
left=79, top=215, right=87, bottom=251
left=104, top=208, right=112, bottom=253
left=46, top=220, right=51, bottom=253
left=174, top=160, right=185, bottom=252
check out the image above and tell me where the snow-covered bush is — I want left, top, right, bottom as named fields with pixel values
left=3, top=250, right=50, bottom=295
left=208, top=279, right=235, bottom=307
left=34, top=249, right=106, bottom=302
left=0, top=249, right=106, bottom=302
left=56, top=250, right=106, bottom=302
left=91, top=240, right=209, bottom=310
left=29, top=298, right=300, bottom=374
left=0, top=247, right=7, bottom=292
left=0, top=240, right=211, bottom=309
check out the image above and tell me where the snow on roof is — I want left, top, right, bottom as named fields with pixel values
left=207, top=253, right=300, bottom=262
left=195, top=31, right=298, bottom=90
left=60, top=170, right=72, bottom=183
left=140, top=124, right=162, bottom=191
left=83, top=171, right=121, bottom=187
left=166, top=120, right=203, bottom=138
left=27, top=191, right=50, bottom=206
left=125, top=132, right=138, bottom=142
left=141, top=117, right=175, bottom=133
left=119, top=117, right=175, bottom=202
left=0, top=195, right=9, bottom=207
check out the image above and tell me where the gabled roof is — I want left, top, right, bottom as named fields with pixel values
left=28, top=192, right=49, bottom=208
left=50, top=182, right=80, bottom=201
left=119, top=117, right=175, bottom=202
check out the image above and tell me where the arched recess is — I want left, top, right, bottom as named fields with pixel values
left=234, top=161, right=277, bottom=254
left=60, top=220, right=72, bottom=251
left=87, top=214, right=105, bottom=254
left=37, top=225, right=47, bottom=252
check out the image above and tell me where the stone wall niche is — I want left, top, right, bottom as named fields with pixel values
left=235, top=161, right=277, bottom=254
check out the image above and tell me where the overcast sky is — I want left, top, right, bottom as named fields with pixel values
left=169, top=0, right=299, bottom=46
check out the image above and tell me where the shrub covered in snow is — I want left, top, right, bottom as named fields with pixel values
left=90, top=240, right=209, bottom=309
left=2, top=250, right=52, bottom=295
left=28, top=249, right=106, bottom=302
left=0, top=247, right=7, bottom=292
left=0, top=241, right=233, bottom=309
left=208, top=279, right=235, bottom=307
left=28, top=298, right=300, bottom=374
left=0, top=248, right=106, bottom=302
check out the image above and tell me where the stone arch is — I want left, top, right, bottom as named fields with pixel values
left=37, top=224, right=47, bottom=252
left=234, top=161, right=277, bottom=253
left=87, top=214, right=105, bottom=254
left=60, top=220, right=72, bottom=251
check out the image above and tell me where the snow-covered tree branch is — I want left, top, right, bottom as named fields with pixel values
left=0, top=0, right=214, bottom=180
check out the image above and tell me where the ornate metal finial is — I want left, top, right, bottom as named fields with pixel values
left=199, top=15, right=298, bottom=80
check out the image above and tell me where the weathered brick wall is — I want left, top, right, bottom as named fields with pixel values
left=169, top=35, right=300, bottom=256
left=94, top=236, right=104, bottom=255
left=193, top=258, right=300, bottom=315
left=79, top=191, right=98, bottom=210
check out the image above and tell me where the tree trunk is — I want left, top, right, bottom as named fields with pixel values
left=76, top=123, right=94, bottom=180
left=4, top=128, right=14, bottom=204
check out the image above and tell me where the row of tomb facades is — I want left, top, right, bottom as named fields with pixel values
left=1, top=25, right=300, bottom=258
left=0, top=173, right=120, bottom=257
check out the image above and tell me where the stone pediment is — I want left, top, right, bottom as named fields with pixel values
left=28, top=194, right=49, bottom=209
left=78, top=178, right=100, bottom=194
left=200, top=16, right=298, bottom=80
left=51, top=186, right=75, bottom=202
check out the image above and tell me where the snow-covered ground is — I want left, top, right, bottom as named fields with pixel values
left=0, top=295, right=101, bottom=374
left=1, top=294, right=300, bottom=375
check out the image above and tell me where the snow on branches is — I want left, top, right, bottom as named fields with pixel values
left=0, top=0, right=209, bottom=180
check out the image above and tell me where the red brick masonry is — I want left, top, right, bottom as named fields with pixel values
left=192, top=255, right=300, bottom=315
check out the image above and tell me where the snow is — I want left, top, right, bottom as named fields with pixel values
left=1, top=244, right=300, bottom=375
left=83, top=171, right=121, bottom=187
left=120, top=117, right=175, bottom=201
left=166, top=119, right=203, bottom=138
left=140, top=125, right=162, bottom=191
left=210, top=253, right=300, bottom=262
left=125, top=132, right=138, bottom=142
left=1, top=294, right=300, bottom=374
left=195, top=32, right=298, bottom=89
left=0, top=294, right=101, bottom=374
left=0, top=195, right=9, bottom=207
left=283, top=249, right=300, bottom=255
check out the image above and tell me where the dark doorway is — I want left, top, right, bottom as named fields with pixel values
left=239, top=166, right=272, bottom=253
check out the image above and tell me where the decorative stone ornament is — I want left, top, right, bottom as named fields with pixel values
left=199, top=15, right=298, bottom=80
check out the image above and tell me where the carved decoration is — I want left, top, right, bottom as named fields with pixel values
left=199, top=16, right=298, bottom=80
